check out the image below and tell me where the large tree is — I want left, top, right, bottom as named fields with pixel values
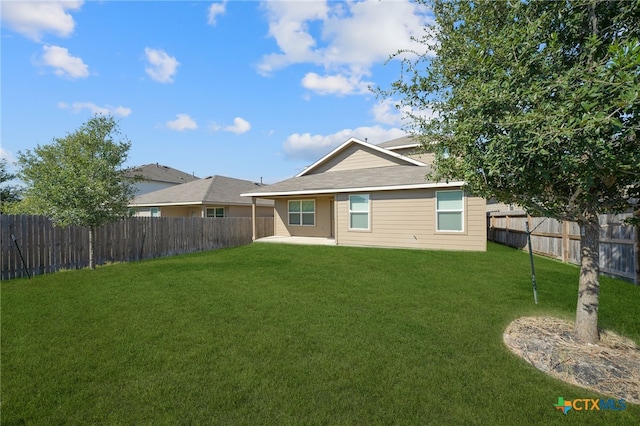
left=17, top=115, right=138, bottom=269
left=385, top=0, right=639, bottom=343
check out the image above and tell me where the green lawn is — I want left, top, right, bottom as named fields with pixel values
left=2, top=242, right=638, bottom=425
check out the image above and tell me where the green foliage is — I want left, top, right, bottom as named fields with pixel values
left=17, top=115, right=137, bottom=227
left=0, top=158, right=22, bottom=212
left=385, top=0, right=639, bottom=222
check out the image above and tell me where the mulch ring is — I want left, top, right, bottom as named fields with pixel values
left=503, top=316, right=640, bottom=405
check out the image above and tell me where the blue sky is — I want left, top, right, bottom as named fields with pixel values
left=1, top=0, right=433, bottom=184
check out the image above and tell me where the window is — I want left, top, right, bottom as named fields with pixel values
left=288, top=200, right=315, bottom=226
left=150, top=207, right=160, bottom=217
left=436, top=190, right=464, bottom=232
left=207, top=207, right=225, bottom=218
left=349, top=194, right=370, bottom=230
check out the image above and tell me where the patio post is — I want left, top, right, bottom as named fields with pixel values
left=251, top=197, right=257, bottom=241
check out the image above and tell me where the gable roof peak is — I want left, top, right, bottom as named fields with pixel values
left=295, top=136, right=425, bottom=178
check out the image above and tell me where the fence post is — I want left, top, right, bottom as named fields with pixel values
left=635, top=218, right=639, bottom=285
left=562, top=220, right=570, bottom=263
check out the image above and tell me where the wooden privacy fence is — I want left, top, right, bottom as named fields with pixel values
left=1, top=215, right=274, bottom=280
left=487, top=211, right=639, bottom=284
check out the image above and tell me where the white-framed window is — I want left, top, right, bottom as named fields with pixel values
left=288, top=200, right=315, bottom=226
left=349, top=194, right=370, bottom=230
left=206, top=207, right=225, bottom=218
left=436, top=190, right=464, bottom=232
left=150, top=207, right=160, bottom=217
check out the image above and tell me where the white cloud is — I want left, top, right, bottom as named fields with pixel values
left=144, top=48, right=179, bottom=83
left=259, top=0, right=432, bottom=96
left=372, top=98, right=403, bottom=126
left=58, top=101, right=132, bottom=117
left=371, top=98, right=439, bottom=127
left=208, top=122, right=222, bottom=132
left=301, top=72, right=372, bottom=96
left=166, top=114, right=198, bottom=131
left=210, top=117, right=252, bottom=134
left=41, top=45, right=89, bottom=79
left=224, top=117, right=251, bottom=134
left=207, top=1, right=227, bottom=26
left=283, top=125, right=407, bottom=161
left=0, top=147, right=17, bottom=168
left=258, top=1, right=328, bottom=75
left=0, top=0, right=83, bottom=42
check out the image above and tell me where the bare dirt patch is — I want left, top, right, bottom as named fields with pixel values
left=503, top=316, right=640, bottom=405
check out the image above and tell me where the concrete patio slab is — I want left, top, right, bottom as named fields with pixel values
left=255, top=236, right=337, bottom=246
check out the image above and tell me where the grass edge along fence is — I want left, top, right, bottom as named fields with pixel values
left=487, top=210, right=639, bottom=284
left=1, top=214, right=274, bottom=280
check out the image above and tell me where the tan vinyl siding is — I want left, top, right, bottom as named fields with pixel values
left=310, top=144, right=408, bottom=174
left=134, top=205, right=273, bottom=218
left=335, top=189, right=486, bottom=251
left=255, top=206, right=275, bottom=218
left=274, top=197, right=334, bottom=238
left=407, top=152, right=435, bottom=165
left=389, top=147, right=435, bottom=165
left=156, top=206, right=194, bottom=217
left=224, top=205, right=272, bottom=218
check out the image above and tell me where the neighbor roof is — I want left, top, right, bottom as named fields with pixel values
left=128, top=163, right=199, bottom=184
left=130, top=175, right=274, bottom=207
left=242, top=165, right=464, bottom=197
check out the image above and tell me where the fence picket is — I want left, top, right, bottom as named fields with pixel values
left=488, top=211, right=638, bottom=284
left=1, top=215, right=274, bottom=280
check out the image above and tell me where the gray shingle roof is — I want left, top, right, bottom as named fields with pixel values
left=242, top=165, right=447, bottom=196
left=375, top=135, right=417, bottom=149
left=131, top=175, right=273, bottom=206
left=128, top=163, right=199, bottom=184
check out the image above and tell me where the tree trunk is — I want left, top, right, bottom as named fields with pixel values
left=89, top=225, right=96, bottom=270
left=575, top=212, right=600, bottom=343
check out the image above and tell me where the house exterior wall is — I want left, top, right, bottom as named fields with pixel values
left=274, top=196, right=334, bottom=238
left=333, top=188, right=486, bottom=251
left=134, top=205, right=273, bottom=218
left=407, top=152, right=435, bottom=164
left=224, top=205, right=273, bottom=218
left=270, top=189, right=486, bottom=251
left=389, top=147, right=435, bottom=165
left=310, top=144, right=408, bottom=174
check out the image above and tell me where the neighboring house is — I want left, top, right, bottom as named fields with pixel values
left=242, top=136, right=486, bottom=251
left=128, top=163, right=199, bottom=196
left=486, top=199, right=519, bottom=212
left=129, top=175, right=274, bottom=218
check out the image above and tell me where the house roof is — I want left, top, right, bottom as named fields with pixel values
left=375, top=135, right=419, bottom=150
left=128, top=163, right=199, bottom=184
left=296, top=137, right=425, bottom=177
left=130, top=175, right=274, bottom=207
left=242, top=165, right=464, bottom=197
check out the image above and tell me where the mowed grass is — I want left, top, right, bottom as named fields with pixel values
left=2, top=242, right=639, bottom=425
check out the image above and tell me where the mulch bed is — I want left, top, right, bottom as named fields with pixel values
left=503, top=316, right=640, bottom=405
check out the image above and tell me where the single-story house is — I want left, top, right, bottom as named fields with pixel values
left=127, top=163, right=199, bottom=196
left=129, top=175, right=274, bottom=218
left=242, top=136, right=486, bottom=251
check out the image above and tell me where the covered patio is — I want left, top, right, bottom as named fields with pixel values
left=254, top=236, right=336, bottom=246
